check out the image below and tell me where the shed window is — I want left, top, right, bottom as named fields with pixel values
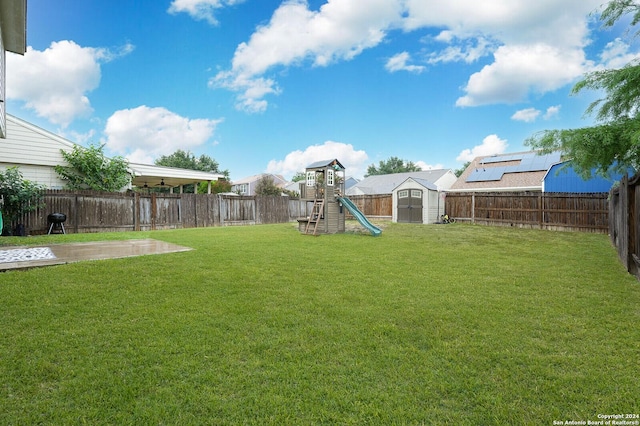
left=411, top=190, right=422, bottom=198
left=327, top=169, right=334, bottom=186
left=306, top=171, right=315, bottom=187
left=398, top=190, right=409, bottom=198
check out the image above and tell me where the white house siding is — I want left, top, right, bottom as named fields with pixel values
left=0, top=115, right=75, bottom=188
left=0, top=163, right=65, bottom=189
left=434, top=170, right=458, bottom=191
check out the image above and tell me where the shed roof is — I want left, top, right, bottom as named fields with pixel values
left=393, top=177, right=438, bottom=191
left=306, top=159, right=345, bottom=170
left=346, top=169, right=450, bottom=195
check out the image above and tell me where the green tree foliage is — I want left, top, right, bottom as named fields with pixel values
left=55, top=144, right=131, bottom=191
left=254, top=175, right=283, bottom=196
left=291, top=172, right=306, bottom=182
left=155, top=150, right=229, bottom=178
left=526, top=0, right=640, bottom=177
left=155, top=150, right=230, bottom=194
left=365, top=156, right=422, bottom=177
left=0, top=167, right=46, bottom=231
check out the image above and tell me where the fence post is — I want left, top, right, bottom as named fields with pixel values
left=471, top=192, right=476, bottom=224
left=151, top=192, right=157, bottom=231
left=134, top=192, right=140, bottom=232
left=74, top=194, right=79, bottom=233
left=539, top=193, right=543, bottom=229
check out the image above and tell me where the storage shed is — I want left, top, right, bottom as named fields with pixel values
left=392, top=178, right=445, bottom=224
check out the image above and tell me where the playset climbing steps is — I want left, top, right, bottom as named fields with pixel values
left=304, top=199, right=325, bottom=235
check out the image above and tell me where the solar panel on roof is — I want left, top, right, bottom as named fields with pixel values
left=480, top=154, right=524, bottom=164
left=466, top=167, right=506, bottom=182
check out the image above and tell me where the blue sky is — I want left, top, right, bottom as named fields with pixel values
left=6, top=0, right=640, bottom=180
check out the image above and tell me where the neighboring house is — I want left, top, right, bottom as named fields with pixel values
left=0, top=114, right=224, bottom=191
left=449, top=151, right=562, bottom=192
left=231, top=173, right=288, bottom=195
left=343, top=176, right=359, bottom=190
left=391, top=177, right=446, bottom=224
left=543, top=161, right=630, bottom=193
left=345, top=169, right=457, bottom=196
left=0, top=0, right=27, bottom=138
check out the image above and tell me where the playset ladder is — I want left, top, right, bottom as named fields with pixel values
left=305, top=199, right=325, bottom=235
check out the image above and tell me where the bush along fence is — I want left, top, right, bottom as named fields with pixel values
left=609, top=173, right=640, bottom=279
left=18, top=190, right=309, bottom=235
left=444, top=191, right=609, bottom=233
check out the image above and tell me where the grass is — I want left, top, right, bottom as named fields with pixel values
left=1, top=222, right=639, bottom=425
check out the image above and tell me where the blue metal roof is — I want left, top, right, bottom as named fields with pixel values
left=543, top=162, right=628, bottom=193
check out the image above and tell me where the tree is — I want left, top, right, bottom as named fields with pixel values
left=526, top=0, right=640, bottom=177
left=155, top=150, right=229, bottom=178
left=291, top=172, right=306, bottom=182
left=155, top=150, right=230, bottom=194
left=365, top=156, right=422, bottom=177
left=0, top=167, right=46, bottom=234
left=55, top=144, right=131, bottom=191
left=254, top=175, right=283, bottom=196
left=454, top=161, right=470, bottom=177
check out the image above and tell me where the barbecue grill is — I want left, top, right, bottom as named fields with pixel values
left=47, top=213, right=66, bottom=235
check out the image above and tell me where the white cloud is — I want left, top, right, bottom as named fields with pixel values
left=456, top=43, right=587, bottom=106
left=512, top=105, right=561, bottom=122
left=544, top=105, right=561, bottom=120
left=167, top=0, right=246, bottom=25
left=456, top=134, right=508, bottom=162
left=212, top=0, right=403, bottom=112
left=427, top=36, right=494, bottom=64
left=103, top=106, right=223, bottom=164
left=266, top=141, right=369, bottom=179
left=596, top=38, right=640, bottom=70
left=6, top=40, right=133, bottom=127
left=385, top=52, right=425, bottom=73
left=511, top=108, right=541, bottom=123
left=416, top=161, right=444, bottom=170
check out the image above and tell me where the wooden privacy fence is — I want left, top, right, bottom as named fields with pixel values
left=344, top=194, right=393, bottom=219
left=20, top=190, right=308, bottom=234
left=445, top=191, right=609, bottom=233
left=609, top=174, right=640, bottom=278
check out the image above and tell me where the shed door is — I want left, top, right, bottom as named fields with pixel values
left=397, top=189, right=423, bottom=223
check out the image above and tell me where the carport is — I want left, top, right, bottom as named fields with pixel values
left=129, top=163, right=225, bottom=193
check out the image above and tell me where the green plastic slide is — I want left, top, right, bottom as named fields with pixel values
left=337, top=197, right=382, bottom=236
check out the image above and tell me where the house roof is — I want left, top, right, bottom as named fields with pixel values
left=0, top=0, right=27, bottom=54
left=449, top=150, right=562, bottom=192
left=231, top=173, right=287, bottom=186
left=346, top=169, right=450, bottom=195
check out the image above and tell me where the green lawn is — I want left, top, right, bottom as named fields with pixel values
left=1, top=223, right=639, bottom=425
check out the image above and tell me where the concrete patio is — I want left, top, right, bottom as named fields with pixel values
left=0, top=239, right=193, bottom=271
